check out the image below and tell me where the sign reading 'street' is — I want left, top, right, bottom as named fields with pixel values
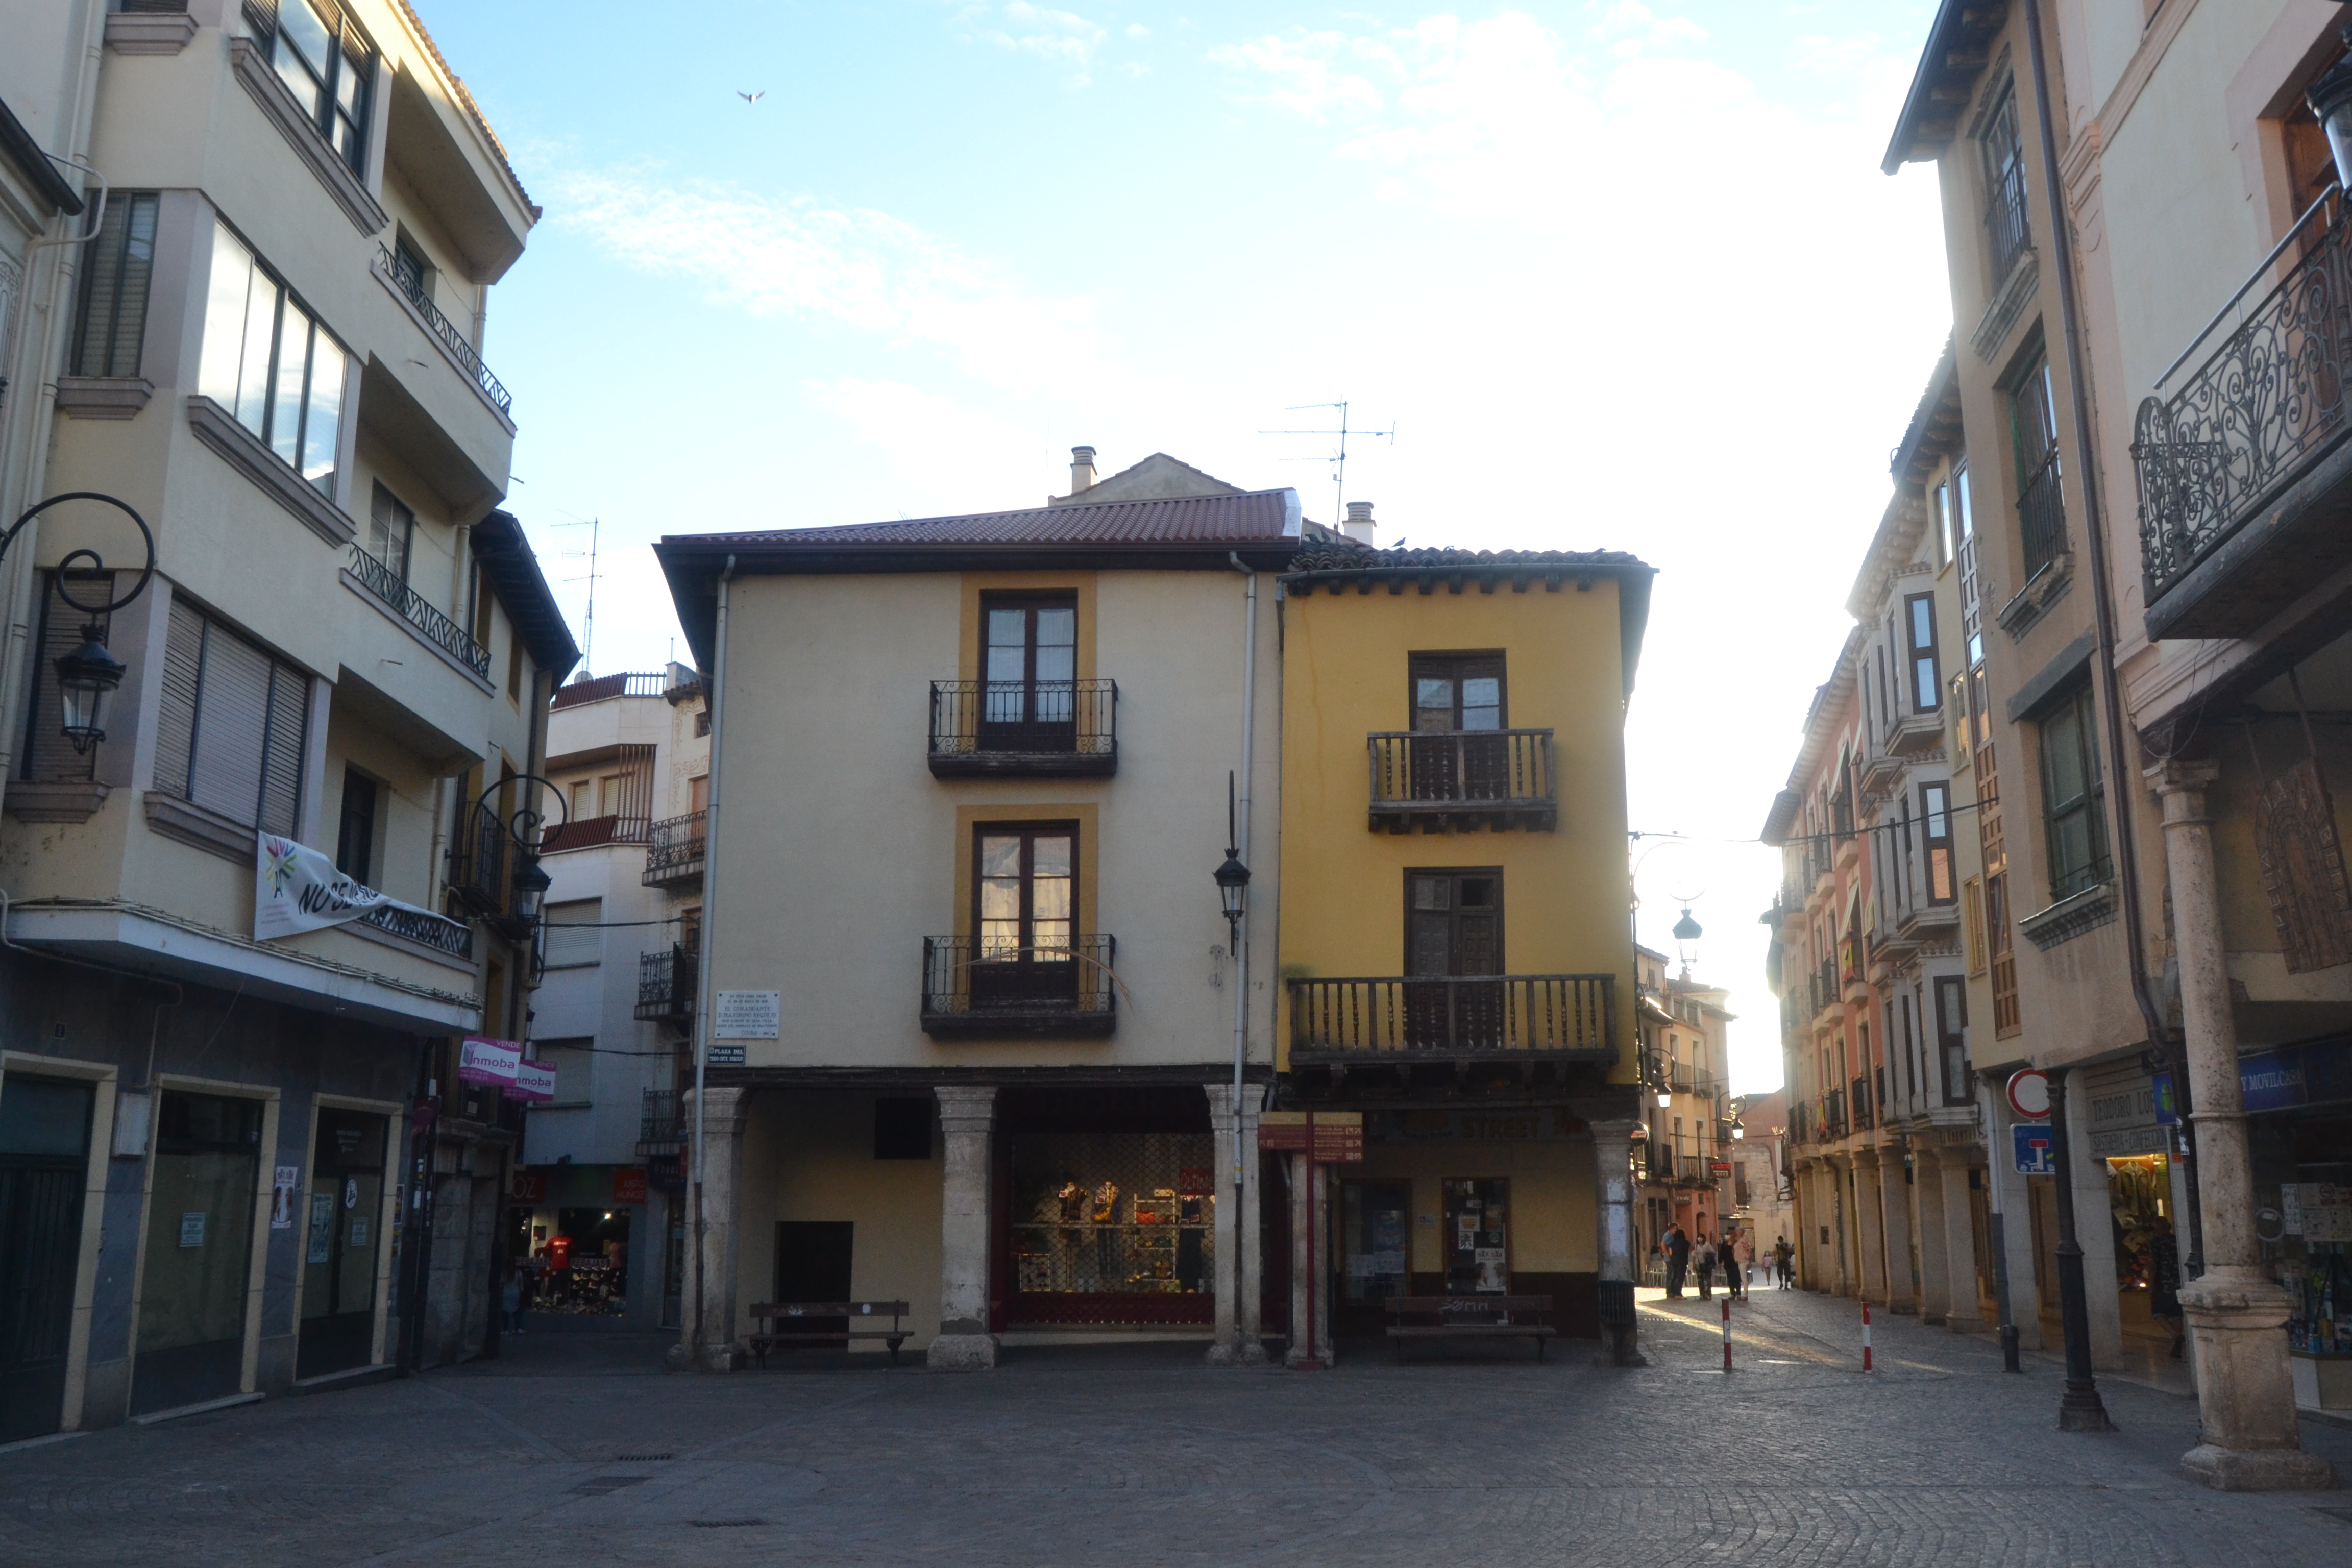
left=254, top=834, right=436, bottom=940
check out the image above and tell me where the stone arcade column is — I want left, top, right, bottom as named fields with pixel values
left=1854, top=1151, right=1889, bottom=1304
left=1915, top=1146, right=1954, bottom=1324
left=929, top=1086, right=999, bottom=1371
left=1941, top=1147, right=1987, bottom=1332
left=1878, top=1147, right=1915, bottom=1312
left=681, top=1085, right=750, bottom=1371
left=2151, top=762, right=2333, bottom=1489
left=1592, top=1119, right=1644, bottom=1365
left=1284, top=1154, right=1332, bottom=1368
left=1205, top=1083, right=1268, bottom=1365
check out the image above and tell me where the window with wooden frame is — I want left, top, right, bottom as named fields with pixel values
left=972, top=822, right=1077, bottom=1006
left=1410, top=652, right=1504, bottom=731
left=334, top=765, right=378, bottom=884
left=1404, top=867, right=1503, bottom=1046
left=1934, top=975, right=1971, bottom=1104
left=1919, top=781, right=1956, bottom=904
left=979, top=593, right=1077, bottom=749
left=70, top=192, right=158, bottom=379
left=1963, top=875, right=1987, bottom=974
left=2036, top=683, right=2111, bottom=902
left=2012, top=352, right=2067, bottom=577
left=1905, top=593, right=1942, bottom=713
left=1980, top=83, right=2030, bottom=282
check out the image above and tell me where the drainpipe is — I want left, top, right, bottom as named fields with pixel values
left=1227, top=552, right=1257, bottom=1195
left=688, top=556, right=734, bottom=1368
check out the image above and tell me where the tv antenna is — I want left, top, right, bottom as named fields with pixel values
left=551, top=511, right=602, bottom=678
left=1258, top=401, right=1395, bottom=525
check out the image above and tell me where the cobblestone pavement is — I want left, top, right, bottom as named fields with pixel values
left=8, top=1290, right=2352, bottom=1567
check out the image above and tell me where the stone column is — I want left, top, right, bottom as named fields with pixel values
left=1878, top=1147, right=1915, bottom=1312
left=1205, top=1083, right=1268, bottom=1365
left=1284, top=1154, right=1332, bottom=1368
left=929, top=1085, right=999, bottom=1371
left=2150, top=762, right=2334, bottom=1489
left=682, top=1085, right=749, bottom=1371
left=1592, top=1119, right=1643, bottom=1365
left=1915, top=1146, right=1953, bottom=1324
left=1853, top=1152, right=1888, bottom=1304
left=1941, top=1150, right=1986, bottom=1332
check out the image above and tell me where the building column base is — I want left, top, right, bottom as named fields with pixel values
left=926, top=1330, right=999, bottom=1371
left=2176, top=1270, right=2334, bottom=1490
left=2179, top=1444, right=2337, bottom=1491
left=1204, top=1334, right=1268, bottom=1367
left=1283, top=1344, right=1333, bottom=1370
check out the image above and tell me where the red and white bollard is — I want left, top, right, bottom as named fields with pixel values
left=1861, top=1300, right=1874, bottom=1372
left=1721, top=1297, right=1733, bottom=1373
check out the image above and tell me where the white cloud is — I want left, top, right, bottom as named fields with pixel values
left=543, top=168, right=1106, bottom=396
left=1208, top=31, right=1386, bottom=120
left=957, top=2, right=1111, bottom=87
left=806, top=378, right=1052, bottom=513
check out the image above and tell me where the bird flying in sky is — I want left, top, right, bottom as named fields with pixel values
left=738, top=90, right=765, bottom=104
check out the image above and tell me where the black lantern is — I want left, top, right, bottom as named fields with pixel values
left=54, top=621, right=127, bottom=753
left=1672, top=906, right=1703, bottom=972
left=1214, top=847, right=1250, bottom=940
left=2308, top=28, right=2352, bottom=191
left=509, top=852, right=551, bottom=927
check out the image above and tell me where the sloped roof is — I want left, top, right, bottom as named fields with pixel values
left=1050, top=452, right=1243, bottom=506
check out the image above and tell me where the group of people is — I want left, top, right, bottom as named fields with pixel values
left=1658, top=1225, right=1796, bottom=1298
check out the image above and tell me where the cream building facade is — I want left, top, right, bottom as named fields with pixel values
left=0, top=0, right=572, bottom=1443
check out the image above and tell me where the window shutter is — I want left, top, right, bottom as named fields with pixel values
left=19, top=574, right=110, bottom=784
left=187, top=622, right=272, bottom=825
left=154, top=597, right=205, bottom=799
left=258, top=660, right=308, bottom=836
left=542, top=899, right=602, bottom=968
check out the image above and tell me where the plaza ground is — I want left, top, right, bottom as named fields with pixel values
left=6, top=1287, right=2351, bottom=1566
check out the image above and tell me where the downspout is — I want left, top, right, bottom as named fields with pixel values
left=1227, top=552, right=1256, bottom=1195
left=689, top=556, right=734, bottom=1367
left=2020, top=2, right=2195, bottom=1264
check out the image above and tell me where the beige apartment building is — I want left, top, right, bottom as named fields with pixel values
left=0, top=1, right=572, bottom=1443
left=1861, top=0, right=2352, bottom=1487
left=1632, top=943, right=1736, bottom=1276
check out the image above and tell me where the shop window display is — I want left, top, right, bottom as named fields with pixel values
left=1443, top=1178, right=1510, bottom=1294
left=1008, top=1131, right=1213, bottom=1323
left=532, top=1208, right=629, bottom=1316
left=2249, top=1099, right=2352, bottom=1407
left=1342, top=1182, right=1411, bottom=1304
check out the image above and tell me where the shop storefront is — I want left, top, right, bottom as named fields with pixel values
left=132, top=1091, right=265, bottom=1415
left=296, top=1108, right=392, bottom=1379
left=2080, top=1060, right=2187, bottom=1351
left=508, top=1164, right=658, bottom=1327
left=0, top=1074, right=96, bottom=1443
left=2241, top=1035, right=2352, bottom=1412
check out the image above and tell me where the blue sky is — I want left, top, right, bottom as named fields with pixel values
left=415, top=1, right=1952, bottom=1090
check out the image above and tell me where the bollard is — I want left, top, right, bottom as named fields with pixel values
left=1721, top=1297, right=1732, bottom=1373
left=1862, top=1299, right=1873, bottom=1372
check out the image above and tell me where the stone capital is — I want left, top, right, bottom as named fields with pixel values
left=1586, top=1117, right=1642, bottom=1143
left=934, top=1084, right=998, bottom=1133
left=686, top=1084, right=751, bottom=1134
left=2145, top=757, right=2220, bottom=810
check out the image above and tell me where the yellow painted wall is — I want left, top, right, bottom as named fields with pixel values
left=1277, top=578, right=1637, bottom=1076
left=1345, top=1137, right=1596, bottom=1275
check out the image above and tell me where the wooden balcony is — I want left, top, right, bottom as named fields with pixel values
left=1366, top=729, right=1556, bottom=832
left=1287, top=973, right=1613, bottom=1063
left=927, top=680, right=1116, bottom=777
left=920, top=935, right=1116, bottom=1038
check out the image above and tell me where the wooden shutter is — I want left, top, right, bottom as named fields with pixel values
left=188, top=622, right=272, bottom=825
left=18, top=573, right=109, bottom=785
left=153, top=596, right=206, bottom=799
left=258, top=660, right=308, bottom=836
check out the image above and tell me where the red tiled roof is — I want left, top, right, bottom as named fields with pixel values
left=672, top=488, right=1302, bottom=552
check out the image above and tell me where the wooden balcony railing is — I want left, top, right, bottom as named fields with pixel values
left=1287, top=973, right=1613, bottom=1059
left=1366, top=729, right=1556, bottom=831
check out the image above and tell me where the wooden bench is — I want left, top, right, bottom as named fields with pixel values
left=1386, top=1295, right=1556, bottom=1362
left=748, top=1301, right=912, bottom=1367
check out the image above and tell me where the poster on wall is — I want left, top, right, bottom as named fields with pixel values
left=506, top=1059, right=556, bottom=1103
left=254, top=835, right=439, bottom=940
left=458, top=1036, right=523, bottom=1086
left=272, top=1165, right=301, bottom=1229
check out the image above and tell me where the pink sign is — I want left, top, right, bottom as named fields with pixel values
left=506, top=1059, right=556, bottom=1104
left=458, top=1036, right=522, bottom=1086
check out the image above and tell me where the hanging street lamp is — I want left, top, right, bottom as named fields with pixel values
left=1672, top=906, right=1704, bottom=974
left=0, top=493, right=157, bottom=755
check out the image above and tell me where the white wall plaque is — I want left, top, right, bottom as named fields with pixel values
left=714, top=990, right=780, bottom=1039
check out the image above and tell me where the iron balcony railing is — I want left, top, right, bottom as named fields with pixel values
left=445, top=794, right=508, bottom=915
left=551, top=671, right=670, bottom=709
left=347, top=545, right=491, bottom=679
left=643, top=810, right=707, bottom=888
left=1812, top=961, right=1838, bottom=1015
left=358, top=901, right=473, bottom=959
left=1987, top=155, right=2030, bottom=284
left=635, top=945, right=697, bottom=1022
left=638, top=1089, right=682, bottom=1153
left=1365, top=729, right=1556, bottom=827
left=1850, top=1075, right=1875, bottom=1132
left=927, top=679, right=1117, bottom=775
left=539, top=813, right=650, bottom=852
left=920, top=935, right=1116, bottom=1036
left=2018, top=448, right=2068, bottom=578
left=1822, top=1088, right=1847, bottom=1141
left=2134, top=187, right=2351, bottom=608
left=1288, top=973, right=1615, bottom=1057
left=377, top=241, right=512, bottom=413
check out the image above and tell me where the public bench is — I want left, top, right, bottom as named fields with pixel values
left=1385, top=1295, right=1556, bottom=1362
left=747, top=1301, right=912, bottom=1367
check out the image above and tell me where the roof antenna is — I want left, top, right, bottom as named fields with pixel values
left=551, top=511, right=602, bottom=677
left=1259, top=400, right=1396, bottom=525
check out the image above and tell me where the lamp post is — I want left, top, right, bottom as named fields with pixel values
left=0, top=492, right=157, bottom=756
left=456, top=771, right=569, bottom=940
left=1672, top=907, right=1703, bottom=975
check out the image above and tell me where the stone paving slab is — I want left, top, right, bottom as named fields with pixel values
left=5, top=1289, right=2349, bottom=1566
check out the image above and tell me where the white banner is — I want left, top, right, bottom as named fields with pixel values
left=255, top=834, right=437, bottom=941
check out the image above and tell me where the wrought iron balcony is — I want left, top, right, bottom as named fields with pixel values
left=920, top=934, right=1116, bottom=1037
left=357, top=902, right=473, bottom=960
left=1366, top=729, right=1555, bottom=832
left=2133, top=187, right=2352, bottom=638
left=377, top=241, right=512, bottom=414
left=1287, top=973, right=1614, bottom=1061
left=638, top=1088, right=683, bottom=1154
left=444, top=797, right=508, bottom=916
left=1822, top=1088, right=1847, bottom=1141
left=1987, top=156, right=2030, bottom=287
left=636, top=944, right=697, bottom=1022
left=1850, top=1075, right=1875, bottom=1132
left=927, top=680, right=1116, bottom=777
left=347, top=545, right=491, bottom=679
left=643, top=810, right=707, bottom=888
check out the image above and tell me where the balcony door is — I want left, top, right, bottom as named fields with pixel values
left=981, top=595, right=1077, bottom=753
left=1404, top=869, right=1502, bottom=1047
left=1408, top=653, right=1507, bottom=800
left=973, top=824, right=1077, bottom=1010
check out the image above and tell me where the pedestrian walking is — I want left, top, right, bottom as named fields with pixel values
left=1693, top=1234, right=1717, bottom=1300
left=1731, top=1229, right=1754, bottom=1297
left=1773, top=1233, right=1794, bottom=1289
left=1664, top=1225, right=1690, bottom=1298
left=502, top=1264, right=527, bottom=1334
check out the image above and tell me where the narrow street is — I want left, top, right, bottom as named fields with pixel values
left=8, top=1296, right=2349, bottom=1567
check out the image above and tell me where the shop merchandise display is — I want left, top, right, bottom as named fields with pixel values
left=1009, top=1132, right=1214, bottom=1301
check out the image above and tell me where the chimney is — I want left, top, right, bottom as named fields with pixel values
left=1342, top=500, right=1377, bottom=546
left=1069, top=446, right=1098, bottom=496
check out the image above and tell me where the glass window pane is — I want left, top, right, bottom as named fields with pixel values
left=979, top=880, right=1020, bottom=921
left=270, top=309, right=309, bottom=463
left=274, top=43, right=325, bottom=118
left=979, top=920, right=1020, bottom=958
left=197, top=225, right=256, bottom=408
left=1032, top=879, right=1071, bottom=922
left=335, top=49, right=364, bottom=115
left=1460, top=678, right=1499, bottom=708
left=1461, top=706, right=1500, bottom=731
left=1032, top=837, right=1071, bottom=878
left=1915, top=657, right=1938, bottom=713
left=1910, top=599, right=1933, bottom=649
left=979, top=836, right=1021, bottom=878
left=301, top=332, right=345, bottom=493
left=1416, top=678, right=1451, bottom=712
left=1034, top=645, right=1074, bottom=684
left=1035, top=608, right=1074, bottom=646
left=279, top=0, right=334, bottom=72
left=235, top=276, right=279, bottom=432
left=1033, top=923, right=1071, bottom=956
left=987, top=609, right=1026, bottom=646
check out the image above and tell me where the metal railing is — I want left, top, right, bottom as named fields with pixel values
left=540, top=813, right=649, bottom=852
left=635, top=945, right=697, bottom=1021
left=445, top=795, right=508, bottom=915
left=1850, top=1075, right=1875, bottom=1132
left=347, top=545, right=491, bottom=678
left=2134, top=187, right=2351, bottom=607
left=643, top=810, right=707, bottom=887
left=377, top=241, right=512, bottom=413
left=1288, top=973, right=1614, bottom=1056
left=1812, top=961, right=1838, bottom=1015
left=638, top=1089, right=682, bottom=1152
left=358, top=901, right=472, bottom=959
left=2018, top=448, right=2068, bottom=578
left=928, top=679, right=1116, bottom=761
left=1822, top=1088, right=1847, bottom=1141
left=1986, top=155, right=2030, bottom=284
left=921, top=935, right=1116, bottom=1023
left=1677, top=1154, right=1706, bottom=1185
left=551, top=671, right=669, bottom=709
left=1366, top=729, right=1555, bottom=809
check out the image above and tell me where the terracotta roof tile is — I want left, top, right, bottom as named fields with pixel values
left=675, top=488, right=1301, bottom=552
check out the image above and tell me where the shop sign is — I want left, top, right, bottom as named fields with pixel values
left=506, top=1059, right=556, bottom=1104
left=2085, top=1065, right=2167, bottom=1158
left=2241, top=1049, right=2306, bottom=1112
left=458, top=1036, right=522, bottom=1086
left=179, top=1211, right=206, bottom=1248
left=511, top=1168, right=549, bottom=1204
left=1177, top=1167, right=1213, bottom=1196
left=1260, top=1111, right=1362, bottom=1162
left=2012, top=1124, right=2056, bottom=1177
left=707, top=1045, right=746, bottom=1066
left=715, top=990, right=780, bottom=1039
left=2151, top=1072, right=2179, bottom=1125
left=612, top=1167, right=648, bottom=1205
left=1369, top=1109, right=1584, bottom=1143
